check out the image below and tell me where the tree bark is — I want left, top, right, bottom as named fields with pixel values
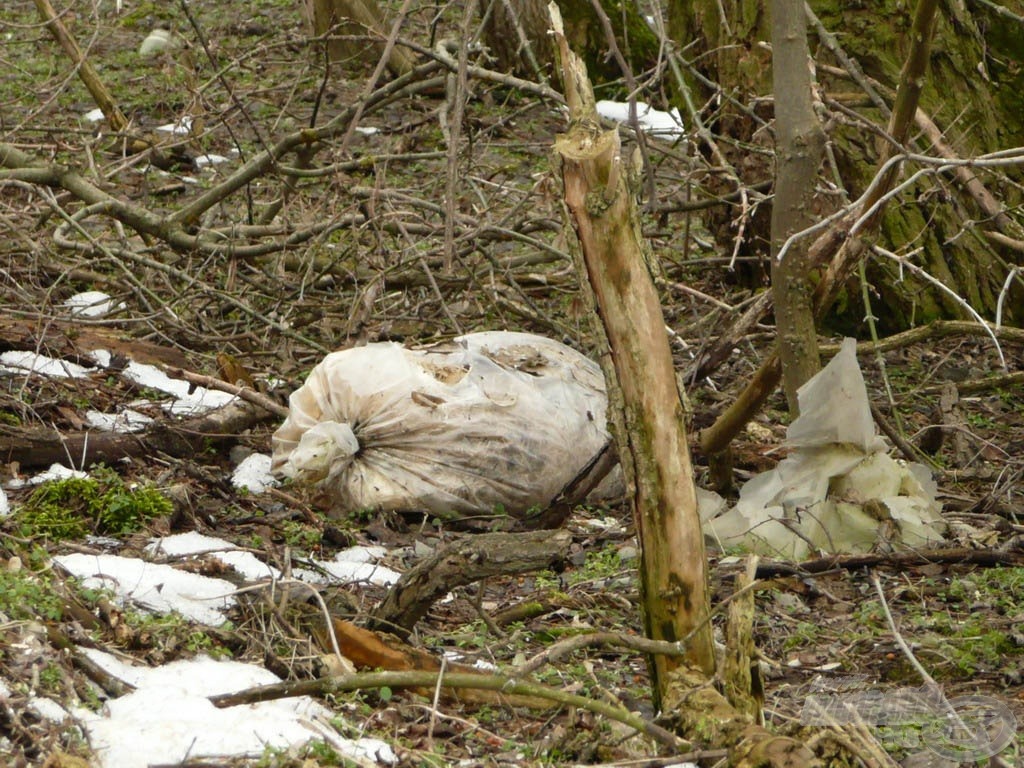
left=550, top=10, right=716, bottom=706
left=699, top=0, right=941, bottom=455
left=769, top=0, right=825, bottom=411
left=480, top=0, right=660, bottom=86
left=305, top=0, right=415, bottom=76
left=669, top=0, right=1024, bottom=329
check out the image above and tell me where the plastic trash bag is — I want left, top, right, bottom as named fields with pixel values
left=272, top=332, right=609, bottom=526
left=703, top=338, right=947, bottom=559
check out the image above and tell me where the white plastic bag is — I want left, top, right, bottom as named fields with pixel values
left=272, top=332, right=609, bottom=525
left=703, top=338, right=947, bottom=558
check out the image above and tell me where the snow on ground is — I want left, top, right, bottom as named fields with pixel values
left=72, top=650, right=396, bottom=768
left=84, top=407, right=154, bottom=433
left=145, top=530, right=280, bottom=582
left=53, top=533, right=400, bottom=630
left=116, top=358, right=237, bottom=415
left=231, top=452, right=278, bottom=493
left=54, top=553, right=238, bottom=625
left=294, top=548, right=401, bottom=587
left=6, top=463, right=88, bottom=489
left=0, top=350, right=92, bottom=379
left=63, top=291, right=125, bottom=318
left=140, top=531, right=401, bottom=590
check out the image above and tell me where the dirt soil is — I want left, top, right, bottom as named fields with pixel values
left=1, top=1, right=1022, bottom=766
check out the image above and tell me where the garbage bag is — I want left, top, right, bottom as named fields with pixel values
left=702, top=338, right=947, bottom=559
left=271, top=332, right=609, bottom=526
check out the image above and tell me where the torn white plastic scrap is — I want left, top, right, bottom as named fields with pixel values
left=703, top=338, right=947, bottom=559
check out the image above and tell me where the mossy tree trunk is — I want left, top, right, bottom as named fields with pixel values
left=480, top=0, right=661, bottom=86
left=669, top=0, right=1024, bottom=331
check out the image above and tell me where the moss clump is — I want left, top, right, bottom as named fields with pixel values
left=15, top=467, right=173, bottom=541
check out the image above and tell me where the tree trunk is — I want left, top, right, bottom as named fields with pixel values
left=769, top=0, right=825, bottom=410
left=669, top=0, right=1024, bottom=330
left=480, top=0, right=661, bottom=86
left=304, top=0, right=415, bottom=76
left=551, top=12, right=716, bottom=706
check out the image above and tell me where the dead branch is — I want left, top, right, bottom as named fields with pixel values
left=33, top=0, right=128, bottom=132
left=0, top=399, right=271, bottom=470
left=753, top=547, right=1024, bottom=578
left=369, top=530, right=571, bottom=638
left=208, top=667, right=686, bottom=750
left=165, top=367, right=289, bottom=419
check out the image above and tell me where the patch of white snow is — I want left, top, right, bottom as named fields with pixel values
left=231, top=452, right=277, bottom=494
left=73, top=651, right=396, bottom=768
left=54, top=553, right=236, bottom=625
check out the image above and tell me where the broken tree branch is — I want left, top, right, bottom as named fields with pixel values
left=550, top=4, right=715, bottom=705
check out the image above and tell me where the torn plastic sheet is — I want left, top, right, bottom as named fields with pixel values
left=272, top=332, right=609, bottom=525
left=703, top=338, right=947, bottom=559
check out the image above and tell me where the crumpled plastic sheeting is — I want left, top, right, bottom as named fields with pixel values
left=272, top=332, right=609, bottom=523
left=703, top=338, right=947, bottom=559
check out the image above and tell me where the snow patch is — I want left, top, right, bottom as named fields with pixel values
left=119, top=359, right=236, bottom=415
left=145, top=532, right=280, bottom=582
left=85, top=408, right=154, bottom=433
left=6, top=463, right=89, bottom=489
left=54, top=553, right=237, bottom=625
left=64, top=291, right=125, bottom=318
left=73, top=650, right=396, bottom=768
left=231, top=452, right=277, bottom=494
left=0, top=350, right=92, bottom=379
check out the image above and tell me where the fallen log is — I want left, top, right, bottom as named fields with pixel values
left=0, top=399, right=271, bottom=470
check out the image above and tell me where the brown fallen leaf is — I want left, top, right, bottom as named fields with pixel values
left=315, top=618, right=555, bottom=709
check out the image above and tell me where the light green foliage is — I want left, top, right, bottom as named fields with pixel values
left=852, top=570, right=1024, bottom=679
left=15, top=466, right=173, bottom=541
left=0, top=558, right=64, bottom=622
left=256, top=741, right=357, bottom=768
left=38, top=662, right=64, bottom=693
left=280, top=519, right=322, bottom=549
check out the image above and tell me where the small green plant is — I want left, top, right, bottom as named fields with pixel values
left=302, top=740, right=344, bottom=765
left=280, top=520, right=322, bottom=550
left=0, top=561, right=64, bottom=622
left=15, top=466, right=173, bottom=540
left=38, top=663, right=64, bottom=693
left=782, top=620, right=823, bottom=650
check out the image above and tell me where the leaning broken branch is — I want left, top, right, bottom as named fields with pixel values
left=551, top=4, right=716, bottom=703
left=369, top=530, right=572, bottom=638
left=34, top=0, right=128, bottom=132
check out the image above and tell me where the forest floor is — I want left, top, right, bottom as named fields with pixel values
left=1, top=0, right=1022, bottom=766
